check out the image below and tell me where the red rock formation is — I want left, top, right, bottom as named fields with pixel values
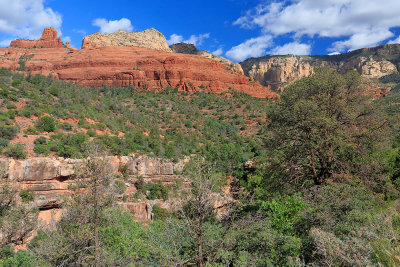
left=9, top=27, right=63, bottom=48
left=0, top=156, right=189, bottom=223
left=0, top=46, right=277, bottom=98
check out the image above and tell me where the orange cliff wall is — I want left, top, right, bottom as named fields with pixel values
left=1, top=28, right=277, bottom=99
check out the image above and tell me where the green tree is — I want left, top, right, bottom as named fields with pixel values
left=29, top=145, right=118, bottom=266
left=265, top=67, right=391, bottom=188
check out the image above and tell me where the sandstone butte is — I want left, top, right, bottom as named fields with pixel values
left=0, top=27, right=277, bottom=98
left=9, top=27, right=64, bottom=48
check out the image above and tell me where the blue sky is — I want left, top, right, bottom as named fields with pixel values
left=1, top=0, right=400, bottom=62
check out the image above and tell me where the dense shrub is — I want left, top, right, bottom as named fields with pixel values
left=34, top=136, right=47, bottom=145
left=0, top=125, right=19, bottom=139
left=146, top=181, right=169, bottom=200
left=152, top=205, right=169, bottom=221
left=19, top=190, right=35, bottom=203
left=36, top=116, right=56, bottom=132
left=4, top=144, right=26, bottom=159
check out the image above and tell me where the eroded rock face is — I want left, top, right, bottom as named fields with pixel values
left=240, top=44, right=400, bottom=92
left=171, top=42, right=244, bottom=75
left=9, top=27, right=63, bottom=48
left=342, top=56, right=397, bottom=78
left=1, top=156, right=187, bottom=222
left=0, top=46, right=276, bottom=98
left=241, top=55, right=319, bottom=92
left=82, top=28, right=172, bottom=52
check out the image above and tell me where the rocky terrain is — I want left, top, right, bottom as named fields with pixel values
left=170, top=42, right=244, bottom=74
left=0, top=28, right=276, bottom=98
left=9, top=27, right=64, bottom=49
left=82, top=28, right=172, bottom=52
left=0, top=155, right=188, bottom=225
left=241, top=44, right=400, bottom=92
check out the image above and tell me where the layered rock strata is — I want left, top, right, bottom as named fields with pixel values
left=0, top=156, right=188, bottom=224
left=0, top=46, right=276, bottom=98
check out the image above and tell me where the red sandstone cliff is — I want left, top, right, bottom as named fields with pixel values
left=9, top=27, right=64, bottom=48
left=0, top=28, right=277, bottom=98
left=0, top=47, right=276, bottom=98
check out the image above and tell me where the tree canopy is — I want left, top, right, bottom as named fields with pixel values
left=264, top=67, right=391, bottom=188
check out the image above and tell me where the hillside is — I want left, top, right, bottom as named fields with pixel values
left=1, top=28, right=400, bottom=267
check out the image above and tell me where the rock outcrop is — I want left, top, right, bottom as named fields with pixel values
left=0, top=156, right=188, bottom=223
left=9, top=27, right=64, bottom=48
left=241, top=55, right=320, bottom=92
left=171, top=42, right=244, bottom=74
left=0, top=46, right=276, bottom=98
left=241, top=44, right=400, bottom=92
left=82, top=28, right=172, bottom=52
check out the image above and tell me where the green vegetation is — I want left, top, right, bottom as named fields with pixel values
left=19, top=190, right=34, bottom=203
left=4, top=144, right=26, bottom=159
left=36, top=116, right=56, bottom=132
left=1, top=67, right=400, bottom=266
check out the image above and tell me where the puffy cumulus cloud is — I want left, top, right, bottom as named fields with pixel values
left=167, top=33, right=210, bottom=46
left=226, top=35, right=272, bottom=62
left=330, top=29, right=394, bottom=52
left=93, top=18, right=133, bottom=34
left=212, top=47, right=223, bottom=56
left=166, top=34, right=183, bottom=45
left=0, top=0, right=62, bottom=40
left=233, top=0, right=400, bottom=53
left=271, top=42, right=311, bottom=55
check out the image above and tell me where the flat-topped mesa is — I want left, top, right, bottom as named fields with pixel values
left=82, top=28, right=172, bottom=52
left=9, top=27, right=63, bottom=48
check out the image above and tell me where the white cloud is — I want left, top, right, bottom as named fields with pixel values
left=388, top=36, right=400, bottom=44
left=62, top=36, right=73, bottom=47
left=93, top=18, right=133, bottom=34
left=271, top=42, right=311, bottom=55
left=226, top=35, right=272, bottom=61
left=167, top=33, right=210, bottom=46
left=167, top=34, right=183, bottom=45
left=62, top=36, right=71, bottom=43
left=0, top=39, right=11, bottom=47
left=186, top=33, right=210, bottom=46
left=330, top=29, right=394, bottom=52
left=0, top=0, right=62, bottom=40
left=234, top=0, right=400, bottom=53
left=212, top=48, right=223, bottom=56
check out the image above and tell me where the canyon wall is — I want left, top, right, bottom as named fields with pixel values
left=0, top=155, right=189, bottom=225
left=240, top=45, right=400, bottom=92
